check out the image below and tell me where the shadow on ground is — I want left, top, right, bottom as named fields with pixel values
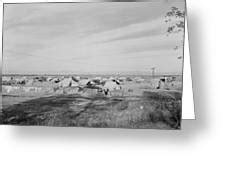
left=1, top=90, right=181, bottom=129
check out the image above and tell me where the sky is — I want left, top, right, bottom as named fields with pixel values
left=3, top=1, right=185, bottom=75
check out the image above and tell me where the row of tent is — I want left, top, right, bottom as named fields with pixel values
left=2, top=76, right=123, bottom=95
left=2, top=75, right=142, bottom=86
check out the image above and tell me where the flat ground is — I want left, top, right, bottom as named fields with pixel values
left=1, top=75, right=182, bottom=129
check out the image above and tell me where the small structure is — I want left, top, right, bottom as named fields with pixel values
left=79, top=79, right=90, bottom=87
left=134, top=77, right=145, bottom=83
left=59, top=77, right=79, bottom=87
left=102, top=80, right=121, bottom=95
left=51, top=77, right=60, bottom=83
left=2, top=76, right=12, bottom=82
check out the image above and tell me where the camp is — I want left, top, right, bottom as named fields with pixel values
left=59, top=77, right=79, bottom=87
left=2, top=76, right=12, bottom=82
left=102, top=80, right=121, bottom=95
left=78, top=79, right=90, bottom=87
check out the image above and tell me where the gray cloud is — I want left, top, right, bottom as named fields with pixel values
left=3, top=1, right=185, bottom=74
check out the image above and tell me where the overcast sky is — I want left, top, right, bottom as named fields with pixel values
left=3, top=1, right=185, bottom=75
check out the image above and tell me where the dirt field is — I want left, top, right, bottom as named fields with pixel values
left=1, top=75, right=182, bottom=129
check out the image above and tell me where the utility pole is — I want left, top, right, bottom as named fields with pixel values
left=151, top=67, right=156, bottom=78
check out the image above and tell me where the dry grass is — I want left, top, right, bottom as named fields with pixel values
left=1, top=75, right=183, bottom=129
left=1, top=90, right=182, bottom=129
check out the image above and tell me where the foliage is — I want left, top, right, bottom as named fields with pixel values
left=165, top=7, right=185, bottom=60
left=165, top=7, right=185, bottom=35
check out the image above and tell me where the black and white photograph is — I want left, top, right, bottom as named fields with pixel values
left=2, top=0, right=226, bottom=169
left=1, top=1, right=185, bottom=129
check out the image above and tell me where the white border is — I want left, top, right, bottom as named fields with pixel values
left=181, top=10, right=195, bottom=119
